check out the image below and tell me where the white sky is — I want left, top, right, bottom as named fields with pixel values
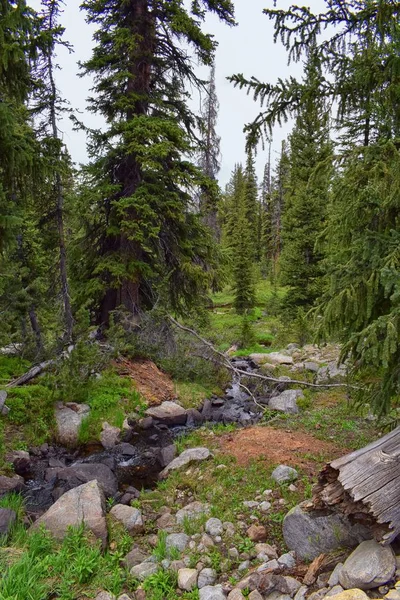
left=27, top=0, right=326, bottom=186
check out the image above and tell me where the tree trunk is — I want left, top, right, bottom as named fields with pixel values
left=29, top=306, right=43, bottom=356
left=312, top=426, right=400, bottom=544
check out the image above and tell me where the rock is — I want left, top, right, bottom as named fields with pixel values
left=95, top=593, right=116, bottom=600
left=206, top=518, right=223, bottom=537
left=55, top=402, right=90, bottom=446
left=159, top=448, right=211, bottom=479
left=166, top=533, right=190, bottom=552
left=249, top=592, right=264, bottom=600
left=117, top=595, right=132, bottom=600
left=228, top=591, right=246, bottom=600
left=304, top=362, right=319, bottom=373
left=326, top=586, right=345, bottom=597
left=268, top=390, right=303, bottom=414
left=199, top=585, right=226, bottom=600
left=278, top=553, right=296, bottom=569
left=329, top=564, right=344, bottom=587
left=0, top=474, right=25, bottom=496
left=145, top=401, right=187, bottom=426
left=31, top=480, right=107, bottom=547
left=45, top=462, right=118, bottom=497
left=110, top=505, right=144, bottom=534
left=0, top=508, right=16, bottom=535
left=258, top=560, right=280, bottom=572
left=178, top=568, right=198, bottom=591
left=271, top=465, right=298, bottom=484
left=243, top=501, right=259, bottom=509
left=260, top=501, right=272, bottom=512
left=159, top=445, right=177, bottom=468
left=176, top=501, right=210, bottom=524
left=100, top=422, right=120, bottom=449
left=156, top=512, right=176, bottom=529
left=280, top=576, right=302, bottom=596
left=339, top=540, right=396, bottom=590
left=323, top=591, right=369, bottom=600
left=123, top=547, right=149, bottom=569
left=6, top=450, right=31, bottom=477
left=198, top=568, right=217, bottom=588
left=283, top=504, right=371, bottom=561
left=134, top=590, right=147, bottom=600
left=130, top=562, right=159, bottom=581
left=247, top=525, right=267, bottom=542
left=255, top=543, right=278, bottom=559
left=250, top=352, right=294, bottom=366
left=294, top=586, right=308, bottom=600
left=317, top=362, right=347, bottom=383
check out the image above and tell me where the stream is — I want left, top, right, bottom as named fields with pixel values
left=13, top=357, right=272, bottom=518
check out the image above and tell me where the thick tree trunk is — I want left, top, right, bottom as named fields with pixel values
left=312, top=426, right=400, bottom=544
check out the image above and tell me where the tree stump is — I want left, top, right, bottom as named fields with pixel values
left=312, top=426, right=400, bottom=544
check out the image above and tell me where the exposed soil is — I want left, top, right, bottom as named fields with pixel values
left=113, top=357, right=175, bottom=406
left=220, top=425, right=348, bottom=476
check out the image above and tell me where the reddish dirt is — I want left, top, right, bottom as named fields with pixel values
left=114, top=357, right=175, bottom=406
left=220, top=426, right=347, bottom=476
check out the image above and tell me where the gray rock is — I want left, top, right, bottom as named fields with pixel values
left=166, top=533, right=190, bottom=552
left=260, top=501, right=272, bottom=512
left=249, top=592, right=263, bottom=600
left=130, top=562, right=159, bottom=580
left=269, top=390, right=303, bottom=414
left=271, top=465, right=298, bottom=484
left=198, top=568, right=217, bottom=588
left=250, top=352, right=294, bottom=365
left=110, top=504, right=144, bottom=534
left=0, top=508, right=16, bottom=535
left=45, top=462, right=118, bottom=497
left=0, top=475, right=25, bottom=497
left=178, top=568, right=198, bottom=591
left=280, top=576, right=302, bottom=596
left=326, top=586, right=345, bottom=597
left=255, top=543, right=278, bottom=559
left=339, top=539, right=396, bottom=590
left=317, top=362, right=347, bottom=383
left=293, top=586, right=308, bottom=600
left=278, top=553, right=296, bottom=569
left=205, top=518, right=223, bottom=537
left=228, top=591, right=246, bottom=600
left=145, top=401, right=187, bottom=426
left=95, top=593, right=115, bottom=600
left=55, top=402, right=90, bottom=446
left=199, top=585, right=226, bottom=600
left=159, top=445, right=177, bottom=468
left=283, top=503, right=371, bottom=561
left=238, top=560, right=250, bottom=572
left=243, top=501, right=259, bottom=509
left=100, top=422, right=120, bottom=449
left=304, top=362, right=319, bottom=373
left=257, top=559, right=280, bottom=572
left=176, top=501, right=210, bottom=524
left=159, top=447, right=211, bottom=479
left=123, top=547, right=149, bottom=569
left=30, top=480, right=107, bottom=547
left=328, top=564, right=344, bottom=587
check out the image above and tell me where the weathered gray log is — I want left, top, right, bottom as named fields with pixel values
left=6, top=360, right=53, bottom=388
left=313, top=426, right=400, bottom=544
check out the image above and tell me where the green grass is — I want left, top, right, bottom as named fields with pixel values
left=0, top=356, right=31, bottom=385
left=174, top=381, right=223, bottom=409
left=6, top=384, right=55, bottom=447
left=77, top=370, right=146, bottom=444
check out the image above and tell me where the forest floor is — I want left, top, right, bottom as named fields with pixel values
left=0, top=280, right=385, bottom=599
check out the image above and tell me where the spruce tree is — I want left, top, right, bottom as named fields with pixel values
left=197, top=64, right=221, bottom=239
left=279, top=48, right=332, bottom=310
left=243, top=148, right=258, bottom=261
left=78, top=0, right=235, bottom=326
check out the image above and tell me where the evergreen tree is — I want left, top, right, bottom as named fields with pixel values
left=197, top=64, right=221, bottom=239
left=78, top=0, right=235, bottom=326
left=243, top=148, right=258, bottom=260
left=33, top=0, right=74, bottom=342
left=279, top=48, right=332, bottom=310
left=230, top=1, right=400, bottom=411
left=270, top=141, right=290, bottom=279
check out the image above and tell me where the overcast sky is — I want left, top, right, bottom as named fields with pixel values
left=28, top=0, right=326, bottom=186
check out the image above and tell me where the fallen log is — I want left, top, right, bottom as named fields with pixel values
left=6, top=360, right=54, bottom=388
left=312, top=426, right=400, bottom=544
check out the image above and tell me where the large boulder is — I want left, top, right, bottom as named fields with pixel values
left=30, top=480, right=107, bottom=547
left=339, top=540, right=396, bottom=590
left=45, top=462, right=118, bottom=497
left=283, top=503, right=371, bottom=561
left=268, top=390, right=303, bottom=414
left=55, top=402, right=90, bottom=446
left=145, top=401, right=187, bottom=426
left=159, top=447, right=211, bottom=479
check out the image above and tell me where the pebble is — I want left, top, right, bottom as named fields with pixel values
left=130, top=562, right=158, bottom=580
left=166, top=533, right=190, bottom=552
left=278, top=552, right=296, bottom=569
left=178, top=568, right=198, bottom=591
left=229, top=547, right=239, bottom=559
left=259, top=501, right=272, bottom=512
left=199, top=585, right=226, bottom=600
left=238, top=560, right=250, bottom=572
left=243, top=501, right=259, bottom=509
left=198, top=568, right=218, bottom=588
left=206, top=518, right=224, bottom=537
left=247, top=524, right=267, bottom=542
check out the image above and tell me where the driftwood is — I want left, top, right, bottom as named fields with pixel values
left=313, top=426, right=400, bottom=544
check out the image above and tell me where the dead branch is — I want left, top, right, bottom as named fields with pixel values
left=168, top=316, right=361, bottom=392
left=6, top=360, right=54, bottom=388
